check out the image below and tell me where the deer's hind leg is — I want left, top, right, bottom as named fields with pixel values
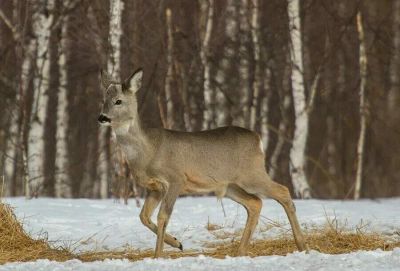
left=243, top=174, right=308, bottom=252
left=263, top=180, right=307, bottom=251
left=139, top=190, right=182, bottom=250
left=225, top=184, right=262, bottom=256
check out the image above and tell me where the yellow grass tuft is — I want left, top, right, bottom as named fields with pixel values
left=206, top=218, right=223, bottom=232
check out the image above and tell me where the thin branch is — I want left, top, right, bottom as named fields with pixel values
left=0, top=8, right=19, bottom=41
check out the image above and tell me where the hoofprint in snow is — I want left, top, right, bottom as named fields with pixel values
left=1, top=197, right=400, bottom=271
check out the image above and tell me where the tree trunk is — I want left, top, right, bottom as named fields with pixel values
left=55, top=4, right=71, bottom=198
left=250, top=0, right=261, bottom=131
left=165, top=8, right=174, bottom=129
left=107, top=0, right=123, bottom=81
left=354, top=12, right=367, bottom=200
left=43, top=4, right=62, bottom=197
left=389, top=0, right=400, bottom=114
left=288, top=0, right=312, bottom=199
left=215, top=0, right=238, bottom=127
left=2, top=0, right=32, bottom=196
left=28, top=0, right=54, bottom=198
left=236, top=0, right=250, bottom=128
left=201, top=0, right=214, bottom=130
left=100, top=0, right=125, bottom=199
left=269, top=54, right=291, bottom=180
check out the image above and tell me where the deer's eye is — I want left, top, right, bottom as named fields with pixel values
left=115, top=100, right=122, bottom=105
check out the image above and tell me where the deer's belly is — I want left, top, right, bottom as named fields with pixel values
left=181, top=173, right=227, bottom=198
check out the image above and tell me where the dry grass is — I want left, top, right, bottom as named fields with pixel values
left=0, top=202, right=72, bottom=264
left=206, top=218, right=223, bottom=232
left=204, top=228, right=400, bottom=258
left=0, top=201, right=399, bottom=264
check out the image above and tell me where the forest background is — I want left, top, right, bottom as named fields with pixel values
left=0, top=0, right=399, bottom=200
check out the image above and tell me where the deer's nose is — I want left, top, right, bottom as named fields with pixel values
left=98, top=114, right=111, bottom=123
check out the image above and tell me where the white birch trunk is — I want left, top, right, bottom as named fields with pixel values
left=288, top=0, right=311, bottom=199
left=98, top=0, right=124, bottom=199
left=201, top=0, right=214, bottom=130
left=28, top=0, right=54, bottom=198
left=215, top=64, right=228, bottom=126
left=236, top=0, right=250, bottom=128
left=165, top=8, right=174, bottom=129
left=354, top=12, right=367, bottom=200
left=260, top=73, right=271, bottom=153
left=389, top=0, right=400, bottom=112
left=250, top=0, right=261, bottom=130
left=215, top=0, right=237, bottom=127
left=55, top=7, right=71, bottom=198
left=107, top=0, right=124, bottom=80
left=21, top=39, right=37, bottom=197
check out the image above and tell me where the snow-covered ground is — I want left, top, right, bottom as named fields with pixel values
left=1, top=197, right=400, bottom=270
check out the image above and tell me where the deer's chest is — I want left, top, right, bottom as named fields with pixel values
left=117, top=137, right=143, bottom=161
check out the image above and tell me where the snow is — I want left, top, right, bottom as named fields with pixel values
left=1, top=249, right=400, bottom=271
left=1, top=197, right=400, bottom=270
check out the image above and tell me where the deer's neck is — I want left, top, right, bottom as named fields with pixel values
left=112, top=117, right=149, bottom=162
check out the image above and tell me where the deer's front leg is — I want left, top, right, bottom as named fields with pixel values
left=139, top=190, right=182, bottom=249
left=154, top=185, right=180, bottom=258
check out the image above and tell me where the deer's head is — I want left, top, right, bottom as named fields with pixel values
left=98, top=68, right=143, bottom=127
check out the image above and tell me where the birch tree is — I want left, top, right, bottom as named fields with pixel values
left=287, top=0, right=312, bottom=198
left=28, top=0, right=55, bottom=198
left=354, top=12, right=367, bottom=200
left=250, top=0, right=270, bottom=152
left=201, top=0, right=214, bottom=130
left=55, top=2, right=71, bottom=198
left=215, top=0, right=237, bottom=127
left=164, top=8, right=174, bottom=129
left=107, top=0, right=123, bottom=80
left=249, top=0, right=261, bottom=131
left=1, top=2, right=20, bottom=195
left=236, top=0, right=250, bottom=127
left=97, top=0, right=124, bottom=199
left=0, top=2, right=33, bottom=196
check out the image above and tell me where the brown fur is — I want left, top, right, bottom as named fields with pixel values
left=99, top=69, right=307, bottom=257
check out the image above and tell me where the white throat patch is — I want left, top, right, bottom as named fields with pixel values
left=114, top=122, right=131, bottom=135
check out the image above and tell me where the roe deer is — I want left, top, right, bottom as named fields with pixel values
left=98, top=68, right=307, bottom=257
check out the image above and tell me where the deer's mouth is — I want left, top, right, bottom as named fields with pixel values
left=98, top=114, right=111, bottom=125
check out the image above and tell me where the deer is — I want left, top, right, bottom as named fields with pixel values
left=98, top=68, right=308, bottom=258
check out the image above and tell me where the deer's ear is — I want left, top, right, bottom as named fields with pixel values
left=100, top=69, right=113, bottom=89
left=123, top=68, right=143, bottom=93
